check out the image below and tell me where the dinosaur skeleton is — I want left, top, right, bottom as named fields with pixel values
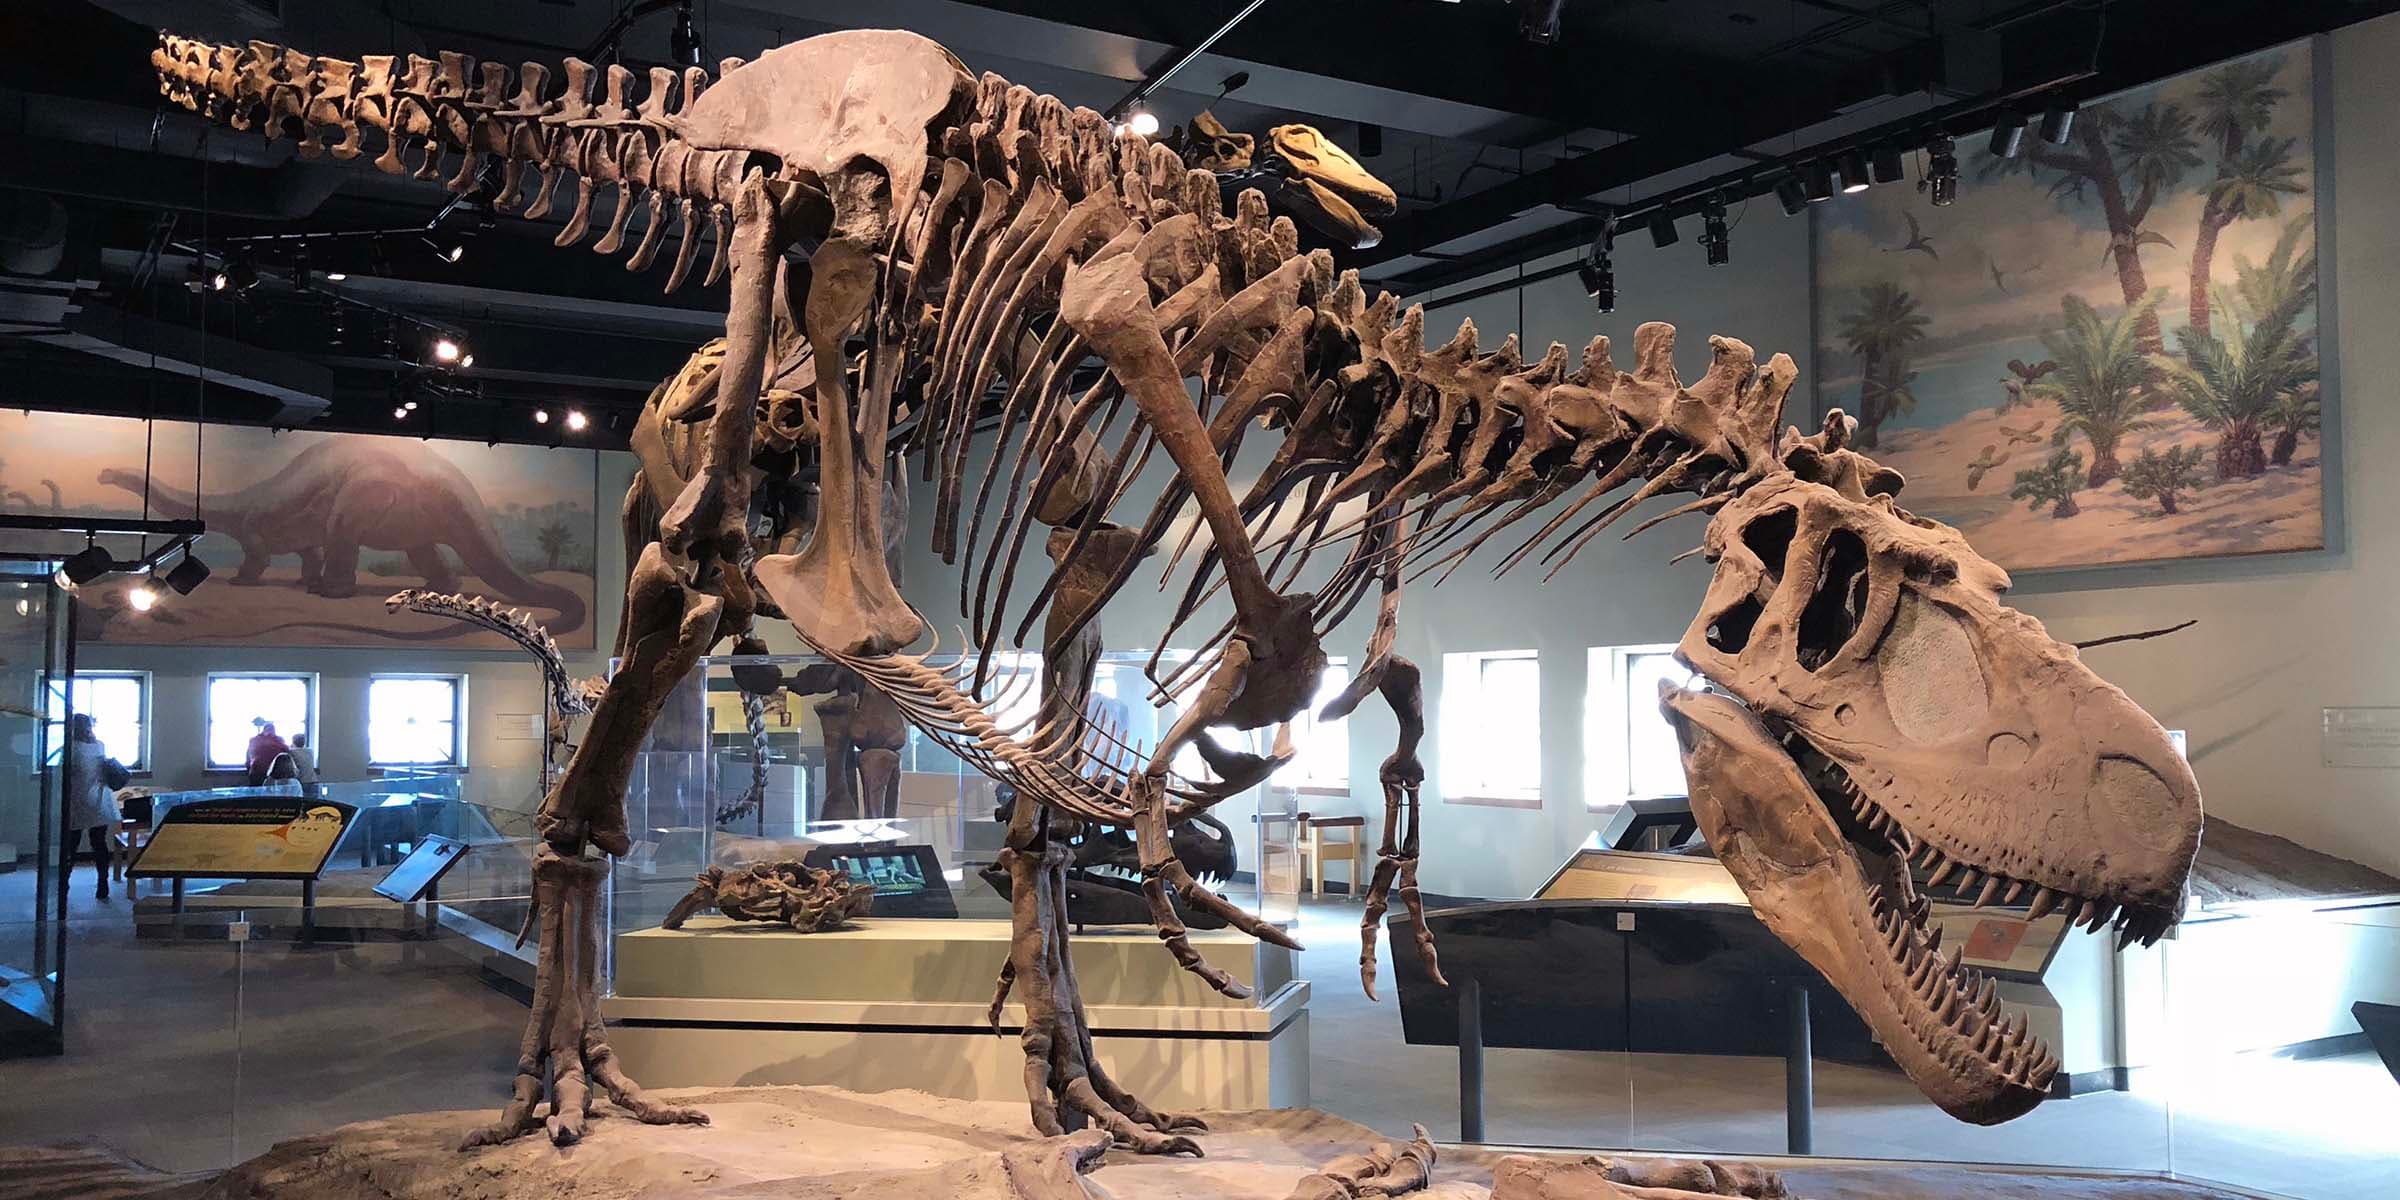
left=386, top=588, right=601, bottom=793
left=662, top=861, right=875, bottom=932
left=157, top=23, right=2201, bottom=1153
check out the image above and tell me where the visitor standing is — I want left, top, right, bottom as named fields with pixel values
left=62, top=714, right=121, bottom=901
left=245, top=719, right=291, bottom=787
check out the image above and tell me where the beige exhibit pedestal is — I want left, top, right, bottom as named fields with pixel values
left=607, top=916, right=1309, bottom=1113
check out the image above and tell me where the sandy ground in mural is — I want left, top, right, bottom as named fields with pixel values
left=1881, top=397, right=2322, bottom=570
left=67, top=565, right=597, bottom=650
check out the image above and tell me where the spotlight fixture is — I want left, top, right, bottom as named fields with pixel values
left=201, top=262, right=231, bottom=292
left=393, top=406, right=410, bottom=420
left=565, top=409, right=589, bottom=432
left=2038, top=106, right=2077, bottom=146
left=1988, top=111, right=2027, bottom=160
left=126, top=581, right=160, bottom=613
left=429, top=239, right=467, bottom=263
left=1926, top=134, right=1960, bottom=207
left=1518, top=0, right=1565, bottom=44
left=403, top=400, right=419, bottom=411
left=1700, top=194, right=1729, bottom=267
left=1575, top=223, right=1615, bottom=313
left=57, top=543, right=112, bottom=589
left=1803, top=160, right=1836, bottom=203
left=534, top=408, right=551, bottom=424
left=430, top=335, right=464, bottom=365
left=326, top=271, right=348, bottom=282
left=460, top=354, right=475, bottom=370
left=161, top=551, right=211, bottom=596
left=1648, top=211, right=1679, bottom=248
left=226, top=255, right=260, bottom=292
left=1836, top=149, right=1872, bottom=194
left=1125, top=108, right=1160, bottom=138
left=1774, top=173, right=1808, bottom=216
left=670, top=0, right=703, bottom=68
left=1870, top=143, right=1906, bottom=185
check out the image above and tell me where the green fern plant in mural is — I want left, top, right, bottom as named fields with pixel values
left=2119, top=444, right=2208, bottom=515
left=2010, top=448, right=2087, bottom=519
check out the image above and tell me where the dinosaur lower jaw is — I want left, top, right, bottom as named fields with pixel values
left=1782, top=739, right=2062, bottom=1123
left=1669, top=689, right=2057, bottom=1124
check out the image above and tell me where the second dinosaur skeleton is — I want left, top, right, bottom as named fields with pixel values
left=161, top=24, right=2202, bottom=1152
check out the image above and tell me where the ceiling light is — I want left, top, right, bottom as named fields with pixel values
left=1701, top=193, right=1729, bottom=267
left=533, top=408, right=550, bottom=424
left=1774, top=174, right=1808, bottom=216
left=670, top=0, right=703, bottom=68
left=1120, top=108, right=1160, bottom=138
left=162, top=552, right=211, bottom=596
left=431, top=336, right=463, bottom=365
left=57, top=544, right=112, bottom=589
left=2038, top=106, right=2077, bottom=146
left=403, top=400, right=419, bottom=411
left=1803, top=161, right=1836, bottom=203
left=565, top=409, right=589, bottom=432
left=1870, top=143, right=1905, bottom=185
left=1519, top=0, right=1565, bottom=43
left=126, top=581, right=159, bottom=613
left=1576, top=225, right=1615, bottom=313
left=326, top=271, right=348, bottom=282
left=459, top=354, right=474, bottom=369
left=1988, top=111, right=2027, bottom=160
left=1648, top=212, right=1679, bottom=248
left=393, top=406, right=409, bottom=420
left=425, top=236, right=466, bottom=263
left=1926, top=134, right=1959, bottom=207
left=227, top=257, right=260, bottom=292
left=206, top=266, right=230, bottom=292
left=1837, top=149, right=1872, bottom=194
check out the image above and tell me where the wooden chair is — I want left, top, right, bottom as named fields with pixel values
left=1300, top=814, right=1368, bottom=898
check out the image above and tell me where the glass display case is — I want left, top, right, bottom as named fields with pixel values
left=608, top=648, right=1301, bottom=958
left=0, top=557, right=70, bottom=1057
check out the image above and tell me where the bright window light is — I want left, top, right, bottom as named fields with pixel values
left=44, top=672, right=149, bottom=771
left=1291, top=658, right=1352, bottom=790
left=205, top=673, right=314, bottom=770
left=1586, top=645, right=1696, bottom=805
left=368, top=675, right=464, bottom=767
left=1440, top=649, right=1541, bottom=800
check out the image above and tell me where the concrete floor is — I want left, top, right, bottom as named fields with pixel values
left=1, top=875, right=2391, bottom=1198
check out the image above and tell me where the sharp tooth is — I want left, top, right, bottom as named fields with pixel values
left=1978, top=978, right=1999, bottom=1009
left=1956, top=867, right=1982, bottom=893
left=2089, top=900, right=2118, bottom=930
left=2005, top=880, right=2030, bottom=904
left=2026, top=888, right=2060, bottom=921
left=2116, top=925, right=2139, bottom=953
left=1974, top=1024, right=1996, bottom=1054
left=1927, top=860, right=1959, bottom=888
left=1925, top=927, right=1944, bottom=953
left=1944, top=946, right=1965, bottom=975
left=2075, top=898, right=2100, bottom=927
left=1975, top=876, right=2005, bottom=908
left=1917, top=844, right=1941, bottom=868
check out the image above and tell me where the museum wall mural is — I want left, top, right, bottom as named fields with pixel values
left=0, top=410, right=600, bottom=648
left=1814, top=43, right=2325, bottom=571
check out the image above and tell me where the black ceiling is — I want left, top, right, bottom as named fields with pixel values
left=2, top=0, right=2394, bottom=450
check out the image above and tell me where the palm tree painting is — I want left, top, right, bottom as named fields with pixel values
left=1836, top=282, right=1930, bottom=449
left=1812, top=43, right=2323, bottom=571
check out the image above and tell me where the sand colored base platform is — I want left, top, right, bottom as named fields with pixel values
left=0, top=1085, right=2269, bottom=1200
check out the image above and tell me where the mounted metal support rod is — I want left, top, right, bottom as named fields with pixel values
left=1103, top=0, right=1271, bottom=120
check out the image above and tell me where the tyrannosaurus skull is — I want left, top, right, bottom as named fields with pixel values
left=1663, top=472, right=2200, bottom=1124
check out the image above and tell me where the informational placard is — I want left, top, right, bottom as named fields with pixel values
left=373, top=835, right=470, bottom=903
left=129, top=797, right=358, bottom=880
left=1927, top=904, right=2071, bottom=982
left=1536, top=847, right=1750, bottom=905
left=494, top=713, right=543, bottom=741
left=2323, top=707, right=2400, bottom=768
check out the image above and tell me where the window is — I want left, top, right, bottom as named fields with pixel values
left=368, top=674, right=466, bottom=767
left=205, top=673, right=316, bottom=770
left=1439, top=649, right=1541, bottom=802
left=1586, top=644, right=1697, bottom=806
left=1291, top=658, right=1352, bottom=791
left=43, top=671, right=150, bottom=771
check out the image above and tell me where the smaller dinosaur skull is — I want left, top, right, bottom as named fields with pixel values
left=1180, top=109, right=1253, bottom=172
left=1664, top=459, right=2199, bottom=1124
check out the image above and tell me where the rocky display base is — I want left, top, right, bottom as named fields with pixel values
left=0, top=1085, right=2259, bottom=1200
